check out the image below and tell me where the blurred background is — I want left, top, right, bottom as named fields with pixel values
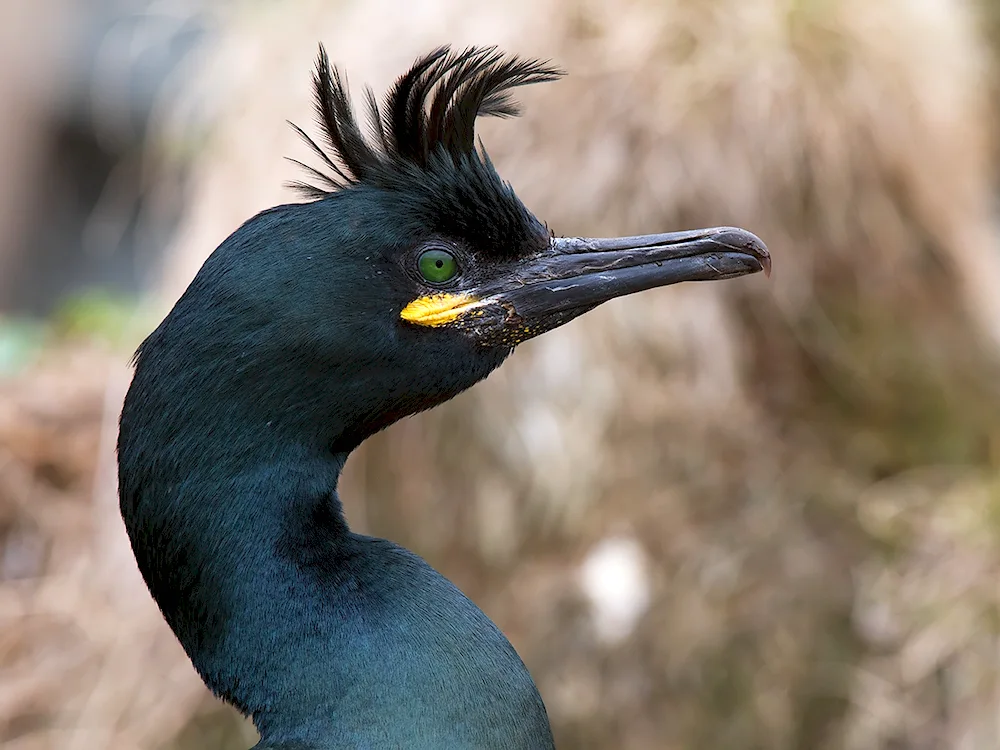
left=2, top=0, right=1000, bottom=747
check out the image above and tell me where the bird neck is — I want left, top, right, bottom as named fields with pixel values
left=120, top=433, right=554, bottom=749
left=122, top=435, right=353, bottom=725
left=116, top=275, right=550, bottom=746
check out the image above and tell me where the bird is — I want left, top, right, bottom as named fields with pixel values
left=117, top=44, right=770, bottom=750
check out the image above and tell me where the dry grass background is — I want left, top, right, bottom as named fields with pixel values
left=2, top=0, right=1000, bottom=748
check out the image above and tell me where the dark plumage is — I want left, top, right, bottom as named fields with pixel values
left=287, top=46, right=561, bottom=263
left=118, top=45, right=769, bottom=749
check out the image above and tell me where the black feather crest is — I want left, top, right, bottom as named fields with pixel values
left=289, top=45, right=564, bottom=198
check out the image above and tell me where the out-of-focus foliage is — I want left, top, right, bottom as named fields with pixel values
left=0, top=293, right=154, bottom=376
left=0, top=321, right=47, bottom=375
left=51, top=293, right=157, bottom=349
left=1, top=0, right=1000, bottom=749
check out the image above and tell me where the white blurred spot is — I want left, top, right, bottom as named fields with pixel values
left=578, top=536, right=651, bottom=644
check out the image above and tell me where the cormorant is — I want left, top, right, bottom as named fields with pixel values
left=117, top=45, right=769, bottom=750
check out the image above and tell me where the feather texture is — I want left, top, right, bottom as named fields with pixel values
left=289, top=45, right=563, bottom=197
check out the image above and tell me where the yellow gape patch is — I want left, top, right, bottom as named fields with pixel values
left=400, top=294, right=485, bottom=327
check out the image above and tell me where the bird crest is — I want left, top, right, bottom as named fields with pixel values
left=289, top=45, right=564, bottom=197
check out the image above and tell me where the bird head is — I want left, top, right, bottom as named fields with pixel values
left=117, top=47, right=769, bottom=739
left=128, top=46, right=768, bottom=458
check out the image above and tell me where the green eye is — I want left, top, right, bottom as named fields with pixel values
left=418, top=248, right=459, bottom=283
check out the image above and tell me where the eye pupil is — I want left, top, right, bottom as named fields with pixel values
left=418, top=248, right=459, bottom=283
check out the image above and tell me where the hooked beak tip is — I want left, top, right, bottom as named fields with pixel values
left=713, top=227, right=771, bottom=278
